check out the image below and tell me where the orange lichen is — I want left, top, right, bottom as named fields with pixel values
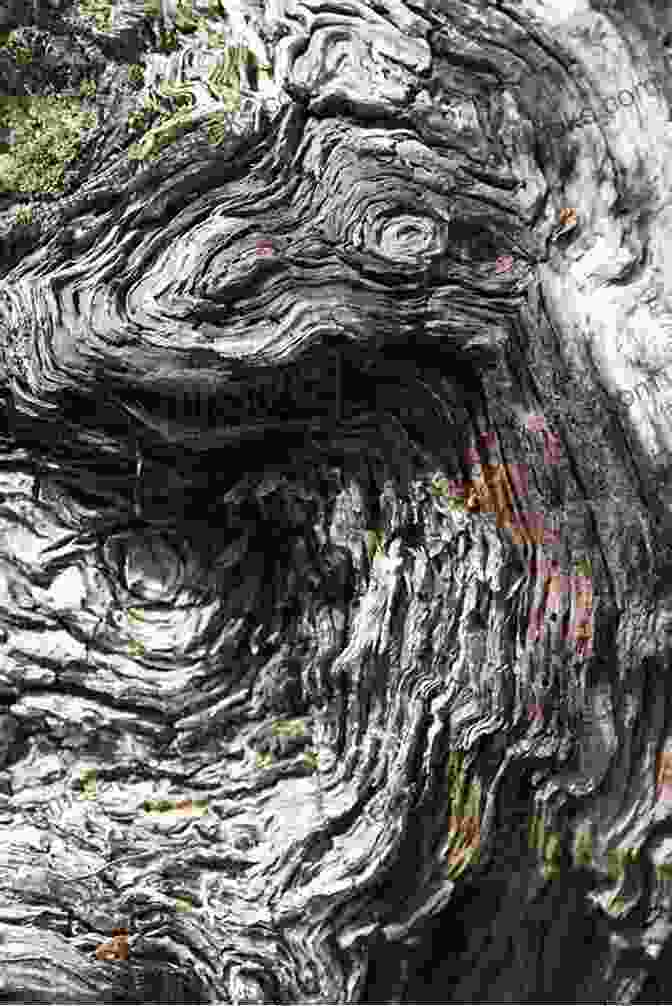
left=657, top=752, right=672, bottom=799
left=96, top=928, right=129, bottom=962
left=559, top=207, right=577, bottom=228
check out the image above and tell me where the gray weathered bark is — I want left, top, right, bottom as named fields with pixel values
left=1, top=0, right=672, bottom=1001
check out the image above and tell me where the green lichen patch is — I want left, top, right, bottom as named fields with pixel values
left=430, top=476, right=451, bottom=497
left=446, top=751, right=468, bottom=809
left=158, top=27, right=179, bottom=51
left=542, top=833, right=562, bottom=880
left=0, top=96, right=97, bottom=194
left=128, top=639, right=146, bottom=657
left=303, top=751, right=319, bottom=771
left=78, top=0, right=113, bottom=32
left=79, top=767, right=97, bottom=799
left=174, top=0, right=200, bottom=32
left=444, top=751, right=481, bottom=876
left=255, top=751, right=273, bottom=769
left=608, top=894, right=626, bottom=915
left=127, top=107, right=151, bottom=131
left=656, top=862, right=672, bottom=880
left=606, top=847, right=638, bottom=881
left=79, top=79, right=97, bottom=98
left=14, top=204, right=33, bottom=225
left=206, top=111, right=231, bottom=147
left=158, top=79, right=196, bottom=110
left=128, top=108, right=196, bottom=161
left=143, top=798, right=174, bottom=812
left=1, top=32, right=32, bottom=63
left=366, top=529, right=385, bottom=562
left=206, top=47, right=255, bottom=110
left=573, top=827, right=593, bottom=867
left=272, top=719, right=306, bottom=738
left=128, top=64, right=145, bottom=87
left=175, top=897, right=192, bottom=911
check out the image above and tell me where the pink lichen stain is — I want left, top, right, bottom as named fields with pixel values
left=526, top=414, right=547, bottom=433
left=256, top=239, right=274, bottom=256
left=529, top=558, right=561, bottom=577
left=495, top=255, right=514, bottom=274
left=464, top=446, right=481, bottom=464
left=527, top=607, right=545, bottom=640
left=656, top=753, right=672, bottom=798
left=448, top=814, right=480, bottom=848
left=507, top=462, right=529, bottom=495
left=446, top=479, right=466, bottom=496
left=543, top=431, right=562, bottom=465
left=528, top=702, right=544, bottom=722
left=479, top=430, right=498, bottom=448
left=509, top=511, right=560, bottom=545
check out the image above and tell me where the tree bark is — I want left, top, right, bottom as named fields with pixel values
left=0, top=0, right=672, bottom=1002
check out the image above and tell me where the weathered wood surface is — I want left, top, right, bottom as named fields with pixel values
left=0, top=0, right=672, bottom=1002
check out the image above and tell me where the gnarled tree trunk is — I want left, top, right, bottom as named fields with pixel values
left=0, top=0, right=672, bottom=1001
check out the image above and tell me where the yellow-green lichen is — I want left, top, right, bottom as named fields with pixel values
left=656, top=862, right=672, bottom=881
left=143, top=798, right=174, bottom=812
left=575, top=558, right=592, bottom=575
left=366, top=529, right=385, bottom=562
left=175, top=897, right=192, bottom=911
left=206, top=46, right=255, bottom=110
left=606, top=847, right=637, bottom=881
left=79, top=767, right=97, bottom=799
left=529, top=816, right=563, bottom=879
left=128, top=639, right=146, bottom=657
left=542, top=832, right=562, bottom=881
left=430, top=476, right=451, bottom=497
left=158, top=79, right=196, bottom=110
left=206, top=111, right=231, bottom=147
left=608, top=894, right=626, bottom=915
left=128, top=109, right=149, bottom=131
left=78, top=0, right=112, bottom=32
left=1, top=33, right=32, bottom=63
left=128, top=107, right=196, bottom=161
left=158, top=27, right=179, bottom=51
left=255, top=751, right=273, bottom=769
left=303, top=750, right=319, bottom=771
left=143, top=798, right=207, bottom=814
left=205, top=27, right=228, bottom=47
left=14, top=204, right=33, bottom=225
left=528, top=813, right=540, bottom=851
left=445, top=751, right=481, bottom=877
left=446, top=750, right=468, bottom=809
left=79, top=79, right=97, bottom=98
left=128, top=64, right=145, bottom=87
left=174, top=0, right=200, bottom=32
left=127, top=608, right=145, bottom=622
left=272, top=719, right=306, bottom=738
left=573, top=827, right=593, bottom=868
left=0, top=96, right=97, bottom=194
